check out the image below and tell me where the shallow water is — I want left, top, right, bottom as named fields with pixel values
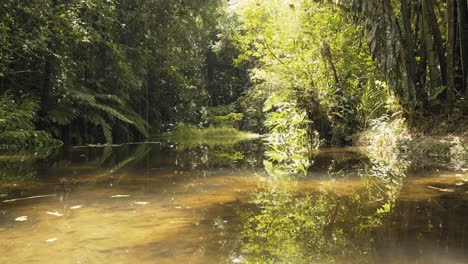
left=0, top=140, right=467, bottom=263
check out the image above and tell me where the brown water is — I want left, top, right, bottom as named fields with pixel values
left=0, top=140, right=467, bottom=263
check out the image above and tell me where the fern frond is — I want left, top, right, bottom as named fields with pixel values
left=0, top=92, right=38, bottom=131
left=0, top=92, right=62, bottom=150
left=93, top=103, right=135, bottom=125
left=83, top=113, right=113, bottom=144
left=69, top=90, right=97, bottom=104
left=95, top=94, right=125, bottom=106
left=45, top=105, right=79, bottom=125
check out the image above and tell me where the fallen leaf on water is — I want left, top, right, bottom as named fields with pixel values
left=133, top=202, right=149, bottom=205
left=70, top=205, right=83, bottom=209
left=15, top=216, right=28, bottom=222
left=46, top=211, right=64, bottom=217
left=111, top=194, right=131, bottom=198
left=427, top=186, right=455, bottom=192
left=46, top=238, right=57, bottom=243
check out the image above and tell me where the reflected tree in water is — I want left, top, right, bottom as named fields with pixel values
left=234, top=136, right=414, bottom=263
left=236, top=179, right=386, bottom=263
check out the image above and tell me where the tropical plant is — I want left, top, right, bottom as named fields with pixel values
left=0, top=93, right=61, bottom=150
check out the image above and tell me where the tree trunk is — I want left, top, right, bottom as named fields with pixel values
left=457, top=0, right=468, bottom=94
left=399, top=0, right=422, bottom=119
left=422, top=0, right=439, bottom=91
left=447, top=0, right=455, bottom=102
left=400, top=0, right=417, bottom=88
left=321, top=41, right=340, bottom=86
left=416, top=7, right=429, bottom=110
left=426, top=0, right=446, bottom=86
left=41, top=0, right=58, bottom=117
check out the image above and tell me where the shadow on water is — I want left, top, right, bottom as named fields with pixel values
left=0, top=137, right=467, bottom=263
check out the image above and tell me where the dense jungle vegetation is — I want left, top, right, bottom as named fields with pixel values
left=1, top=0, right=467, bottom=150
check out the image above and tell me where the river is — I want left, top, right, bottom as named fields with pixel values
left=0, top=139, right=467, bottom=263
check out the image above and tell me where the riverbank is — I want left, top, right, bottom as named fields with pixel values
left=354, top=118, right=467, bottom=171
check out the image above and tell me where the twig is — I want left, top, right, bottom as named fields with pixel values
left=2, top=194, right=56, bottom=203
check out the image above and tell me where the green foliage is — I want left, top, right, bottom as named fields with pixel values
left=353, top=0, right=468, bottom=124
left=0, top=0, right=231, bottom=145
left=231, top=0, right=385, bottom=144
left=203, top=105, right=244, bottom=128
left=1, top=0, right=464, bottom=149
left=355, top=116, right=411, bottom=161
left=237, top=87, right=267, bottom=133
left=45, top=88, right=148, bottom=144
left=213, top=113, right=244, bottom=128
left=0, top=93, right=62, bottom=150
left=262, top=91, right=315, bottom=177
left=450, top=138, right=468, bottom=170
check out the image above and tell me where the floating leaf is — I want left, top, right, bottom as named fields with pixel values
left=46, top=211, right=64, bottom=217
left=111, top=194, right=131, bottom=198
left=46, top=238, right=57, bottom=243
left=15, top=216, right=28, bottom=222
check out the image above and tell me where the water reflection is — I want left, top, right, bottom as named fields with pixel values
left=0, top=138, right=466, bottom=263
left=233, top=136, right=467, bottom=264
left=235, top=175, right=387, bottom=263
left=172, top=140, right=264, bottom=175
left=0, top=148, right=59, bottom=181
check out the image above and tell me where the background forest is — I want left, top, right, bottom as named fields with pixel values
left=1, top=0, right=467, bottom=150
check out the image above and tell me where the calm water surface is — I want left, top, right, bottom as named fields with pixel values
left=0, top=140, right=467, bottom=263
